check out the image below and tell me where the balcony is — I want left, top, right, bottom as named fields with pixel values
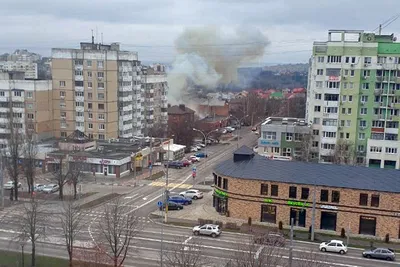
left=76, top=116, right=84, bottom=122
left=122, top=105, right=133, bottom=112
left=75, top=75, right=84, bottom=81
left=146, top=115, right=154, bottom=120
left=119, top=86, right=132, bottom=92
left=120, top=76, right=132, bottom=82
left=74, top=65, right=83, bottom=71
left=149, top=89, right=154, bottom=94
left=322, top=112, right=338, bottom=119
left=75, top=125, right=85, bottom=132
left=75, top=106, right=84, bottom=112
left=0, top=96, right=9, bottom=102
left=374, top=89, right=382, bottom=95
left=0, top=128, right=10, bottom=134
left=119, top=114, right=132, bottom=122
left=75, top=96, right=84, bottom=102
left=161, top=95, right=167, bottom=101
left=135, top=76, right=141, bottom=81
left=148, top=98, right=154, bottom=103
left=120, top=66, right=132, bottom=72
left=75, top=86, right=84, bottom=92
left=122, top=124, right=133, bottom=131
left=119, top=95, right=132, bottom=102
left=12, top=107, right=24, bottom=113
left=12, top=96, right=24, bottom=102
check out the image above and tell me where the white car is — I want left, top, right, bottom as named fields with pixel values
left=319, top=240, right=347, bottom=254
left=196, top=143, right=206, bottom=148
left=4, top=181, right=22, bottom=190
left=42, top=184, right=59, bottom=194
left=34, top=184, right=45, bottom=192
left=189, top=156, right=200, bottom=162
left=190, top=147, right=198, bottom=152
left=193, top=224, right=221, bottom=238
left=180, top=189, right=203, bottom=200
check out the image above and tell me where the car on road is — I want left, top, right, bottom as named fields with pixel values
left=180, top=189, right=203, bottom=200
left=193, top=224, right=221, bottom=238
left=4, top=181, right=22, bottom=190
left=159, top=201, right=183, bottom=211
left=164, top=161, right=184, bottom=169
left=253, top=232, right=285, bottom=247
left=169, top=195, right=192, bottom=205
left=189, top=156, right=200, bottom=162
left=42, top=184, right=59, bottom=194
left=194, top=152, right=208, bottom=158
left=181, top=159, right=192, bottom=167
left=319, top=240, right=347, bottom=254
left=362, top=247, right=396, bottom=261
left=33, top=184, right=45, bottom=192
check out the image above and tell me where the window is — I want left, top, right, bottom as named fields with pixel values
left=75, top=81, right=83, bottom=87
left=362, top=83, right=369, bottom=90
left=361, top=95, right=368, bottom=103
left=289, top=186, right=297, bottom=198
left=359, top=120, right=367, bottom=127
left=99, top=134, right=105, bottom=140
left=286, top=132, right=293, bottom=141
left=349, top=82, right=354, bottom=89
left=322, top=131, right=336, bottom=138
left=331, top=191, right=340, bottom=203
left=97, top=72, right=104, bottom=78
left=87, top=71, right=92, bottom=77
left=363, top=70, right=370, bottom=77
left=324, top=94, right=339, bottom=101
left=98, top=82, right=104, bottom=88
left=88, top=123, right=93, bottom=129
left=26, top=92, right=33, bottom=98
left=314, top=106, right=321, bottom=112
left=327, top=56, right=341, bottom=63
left=343, top=82, right=347, bottom=89
left=358, top=133, right=365, bottom=140
left=98, top=103, right=105, bottom=110
left=317, top=69, right=324, bottom=75
left=87, top=60, right=92, bottom=67
left=317, top=56, right=324, bottom=63
left=99, top=124, right=105, bottom=130
left=75, top=91, right=84, bottom=97
left=88, top=113, right=93, bottom=119
left=274, top=147, right=280, bottom=153
left=370, top=146, right=382, bottom=153
left=75, top=70, right=83, bottom=76
left=98, top=93, right=104, bottom=100
left=359, top=193, right=368, bottom=206
left=326, top=81, right=340, bottom=89
left=61, top=132, right=67, bottom=138
left=271, top=185, right=278, bottom=196
left=75, top=102, right=84, bottom=107
left=98, top=114, right=105, bottom=120
left=260, top=184, right=268, bottom=195
left=282, top=148, right=291, bottom=156
left=341, top=108, right=346, bottom=114
left=97, top=61, right=104, bottom=68
left=262, top=131, right=276, bottom=140
left=60, top=112, right=66, bottom=118
left=60, top=91, right=66, bottom=97
left=88, top=103, right=93, bottom=109
left=360, top=108, right=367, bottom=115
left=315, top=93, right=322, bottom=100
left=312, top=141, right=319, bottom=147
left=357, top=145, right=365, bottom=152
left=27, top=113, right=34, bottom=119
left=364, top=57, right=371, bottom=64
left=320, top=190, right=329, bottom=202
left=350, top=70, right=355, bottom=77
left=87, top=93, right=93, bottom=100
left=59, top=81, right=66, bottom=87
left=347, top=108, right=352, bottom=115
left=261, top=205, right=276, bottom=224
left=386, top=147, right=398, bottom=154
left=313, top=129, right=319, bottom=135
left=371, top=195, right=379, bottom=207
left=315, top=81, right=323, bottom=88
left=13, top=91, right=21, bottom=97
left=322, top=119, right=337, bottom=126
left=88, top=82, right=92, bottom=88
left=342, top=95, right=347, bottom=102
left=313, top=118, right=320, bottom=124
left=301, top=188, right=309, bottom=200
left=339, top=132, right=344, bottom=138
left=222, top=178, right=228, bottom=190
left=346, top=120, right=351, bottom=127
left=75, top=60, right=83, bottom=65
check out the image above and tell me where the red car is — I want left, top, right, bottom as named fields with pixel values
left=181, top=159, right=192, bottom=167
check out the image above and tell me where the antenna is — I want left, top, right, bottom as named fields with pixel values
left=96, top=26, right=98, bottom=44
left=378, top=24, right=382, bottom=35
left=91, top=29, right=94, bottom=44
left=101, top=32, right=103, bottom=44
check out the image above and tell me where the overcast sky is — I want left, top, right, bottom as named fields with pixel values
left=0, top=0, right=399, bottom=65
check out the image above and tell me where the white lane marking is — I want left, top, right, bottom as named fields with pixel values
left=183, top=236, right=193, bottom=251
left=254, top=245, right=264, bottom=259
left=124, top=194, right=138, bottom=199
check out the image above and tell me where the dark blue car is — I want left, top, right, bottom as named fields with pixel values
left=194, top=152, right=208, bottom=158
left=169, top=195, right=192, bottom=205
left=164, top=161, right=184, bottom=169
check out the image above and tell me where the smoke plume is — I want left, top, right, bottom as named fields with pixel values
left=167, top=26, right=269, bottom=103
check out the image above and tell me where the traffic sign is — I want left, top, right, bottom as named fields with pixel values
left=157, top=201, right=163, bottom=207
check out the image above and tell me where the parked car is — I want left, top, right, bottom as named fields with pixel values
left=195, top=145, right=202, bottom=150
left=180, top=189, right=203, bottom=200
left=193, top=224, right=221, bottom=238
left=4, top=181, right=22, bottom=190
left=362, top=247, right=396, bottom=261
left=319, top=240, right=347, bottom=254
left=164, top=161, right=184, bottom=169
left=196, top=143, right=206, bottom=148
left=225, top=127, right=235, bottom=133
left=190, top=146, right=198, bottom=152
left=169, top=195, right=192, bottom=205
left=251, top=127, right=257, bottom=131
left=181, top=159, right=192, bottom=167
left=42, top=184, right=59, bottom=194
left=33, top=184, right=45, bottom=192
left=159, top=201, right=183, bottom=211
left=219, top=129, right=227, bottom=134
left=189, top=156, right=200, bottom=162
left=253, top=232, right=285, bottom=247
left=194, top=152, right=208, bottom=158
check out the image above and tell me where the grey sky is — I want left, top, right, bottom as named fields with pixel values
left=0, top=0, right=399, bottom=64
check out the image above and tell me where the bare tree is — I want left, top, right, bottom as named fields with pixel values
left=17, top=197, right=46, bottom=267
left=52, top=155, right=69, bottom=200
left=331, top=140, right=357, bottom=165
left=97, top=197, right=139, bottom=267
left=161, top=237, right=209, bottom=267
left=147, top=122, right=166, bottom=138
left=68, top=161, right=84, bottom=200
left=294, top=133, right=315, bottom=162
left=23, top=132, right=38, bottom=193
left=60, top=199, right=86, bottom=267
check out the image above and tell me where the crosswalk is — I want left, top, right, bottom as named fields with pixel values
left=149, top=181, right=192, bottom=189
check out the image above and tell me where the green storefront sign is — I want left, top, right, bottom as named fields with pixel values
left=264, top=198, right=273, bottom=203
left=214, top=188, right=228, bottom=198
left=287, top=200, right=310, bottom=207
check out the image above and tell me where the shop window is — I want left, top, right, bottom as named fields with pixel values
left=359, top=216, right=376, bottom=236
left=213, top=173, right=217, bottom=185
left=371, top=195, right=380, bottom=207
left=217, top=176, right=222, bottom=188
left=320, top=190, right=329, bottom=202
left=320, top=211, right=337, bottom=231
left=290, top=208, right=306, bottom=227
left=271, top=185, right=278, bottom=197
left=289, top=186, right=297, bottom=198
left=301, top=188, right=309, bottom=200
left=260, top=205, right=276, bottom=224
left=331, top=191, right=340, bottom=203
left=222, top=178, right=228, bottom=190
left=359, top=194, right=368, bottom=206
left=260, top=184, right=268, bottom=195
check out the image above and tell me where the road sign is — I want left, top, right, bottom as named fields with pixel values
left=157, top=201, right=163, bottom=207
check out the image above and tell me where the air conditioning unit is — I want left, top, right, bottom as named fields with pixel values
left=364, top=63, right=369, bottom=67
left=350, top=64, right=355, bottom=68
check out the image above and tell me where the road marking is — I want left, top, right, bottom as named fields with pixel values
left=183, top=236, right=193, bottom=251
left=254, top=245, right=264, bottom=259
left=149, top=182, right=192, bottom=189
left=124, top=194, right=138, bottom=199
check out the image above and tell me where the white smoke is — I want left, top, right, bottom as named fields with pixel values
left=167, top=26, right=270, bottom=104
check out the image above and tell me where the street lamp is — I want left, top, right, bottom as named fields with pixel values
left=229, top=114, right=249, bottom=148
left=193, top=128, right=219, bottom=185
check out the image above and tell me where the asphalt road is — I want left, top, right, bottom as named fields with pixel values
left=0, top=129, right=398, bottom=266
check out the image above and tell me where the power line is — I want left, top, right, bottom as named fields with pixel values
left=372, top=13, right=400, bottom=32
left=381, top=14, right=400, bottom=31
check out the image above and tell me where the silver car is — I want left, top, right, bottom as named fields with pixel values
left=362, top=248, right=396, bottom=261
left=193, top=224, right=221, bottom=238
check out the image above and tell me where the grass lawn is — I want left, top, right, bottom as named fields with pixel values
left=0, top=249, right=68, bottom=267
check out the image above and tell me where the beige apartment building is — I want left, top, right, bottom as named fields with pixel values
left=0, top=71, right=52, bottom=146
left=52, top=41, right=144, bottom=140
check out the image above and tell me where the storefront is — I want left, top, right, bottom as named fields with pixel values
left=290, top=208, right=306, bottom=227
left=320, top=211, right=337, bottom=231
left=261, top=204, right=277, bottom=224
left=359, top=216, right=377, bottom=236
left=213, top=188, right=228, bottom=214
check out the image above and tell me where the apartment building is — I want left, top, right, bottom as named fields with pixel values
left=306, top=30, right=400, bottom=168
left=0, top=61, right=38, bottom=79
left=0, top=71, right=52, bottom=145
left=142, top=64, right=168, bottom=133
left=256, top=117, right=312, bottom=160
left=52, top=41, right=144, bottom=140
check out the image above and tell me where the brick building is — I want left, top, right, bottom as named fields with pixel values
left=167, top=104, right=195, bottom=149
left=213, top=146, right=400, bottom=240
left=197, top=98, right=229, bottom=117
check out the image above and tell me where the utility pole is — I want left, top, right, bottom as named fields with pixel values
left=164, top=141, right=170, bottom=223
left=378, top=24, right=382, bottom=35
left=311, top=183, right=316, bottom=241
left=288, top=218, right=294, bottom=267
left=133, top=152, right=137, bottom=187
left=347, top=222, right=350, bottom=246
left=0, top=157, right=4, bottom=210
left=149, top=136, right=153, bottom=179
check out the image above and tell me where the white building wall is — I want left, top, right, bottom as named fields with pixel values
left=0, top=61, right=38, bottom=79
left=366, top=139, right=400, bottom=169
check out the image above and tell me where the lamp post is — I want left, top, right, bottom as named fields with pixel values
left=193, top=128, right=218, bottom=185
left=229, top=114, right=249, bottom=148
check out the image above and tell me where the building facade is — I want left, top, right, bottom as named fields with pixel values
left=0, top=71, right=52, bottom=146
left=256, top=117, right=312, bottom=160
left=213, top=146, right=400, bottom=240
left=306, top=30, right=400, bottom=168
left=0, top=61, right=38, bottom=79
left=52, top=41, right=144, bottom=140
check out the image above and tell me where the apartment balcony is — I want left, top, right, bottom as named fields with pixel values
left=75, top=125, right=85, bottom=132
left=119, top=95, right=132, bottom=102
left=75, top=116, right=84, bottom=123
left=321, top=137, right=337, bottom=144
left=121, top=124, right=133, bottom=131
left=161, top=95, right=167, bottom=101
left=134, top=85, right=141, bottom=90
left=319, top=148, right=334, bottom=156
left=75, top=75, right=84, bottom=81
left=120, top=66, right=132, bottom=72
left=74, top=65, right=83, bottom=71
left=322, top=112, right=338, bottom=119
left=146, top=115, right=154, bottom=120
left=0, top=96, right=9, bottom=102
left=324, top=100, right=339, bottom=107
left=12, top=96, right=24, bottom=102
left=75, top=86, right=84, bottom=92
left=148, top=89, right=154, bottom=94
left=374, top=89, right=383, bottom=95
left=0, top=128, right=10, bottom=134
left=122, top=105, right=133, bottom=112
left=136, top=66, right=141, bottom=72
left=75, top=96, right=84, bottom=102
left=120, top=76, right=132, bottom=82
left=75, top=106, right=84, bottom=112
left=119, top=114, right=132, bottom=122
left=161, top=111, right=168, bottom=117
left=133, top=122, right=142, bottom=128
left=12, top=107, right=24, bottom=113
left=385, top=128, right=398, bottom=135
left=147, top=98, right=154, bottom=103
left=135, top=76, right=141, bottom=81
left=119, top=86, right=132, bottom=92
left=120, top=132, right=133, bottom=138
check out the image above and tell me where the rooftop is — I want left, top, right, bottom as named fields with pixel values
left=214, top=146, right=400, bottom=193
left=261, top=117, right=308, bottom=126
left=168, top=104, right=195, bottom=115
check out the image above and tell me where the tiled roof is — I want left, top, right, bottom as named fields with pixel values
left=167, top=105, right=195, bottom=115
left=214, top=146, right=400, bottom=193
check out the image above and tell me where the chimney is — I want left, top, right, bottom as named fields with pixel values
left=179, top=104, right=185, bottom=111
left=167, top=103, right=171, bottom=108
